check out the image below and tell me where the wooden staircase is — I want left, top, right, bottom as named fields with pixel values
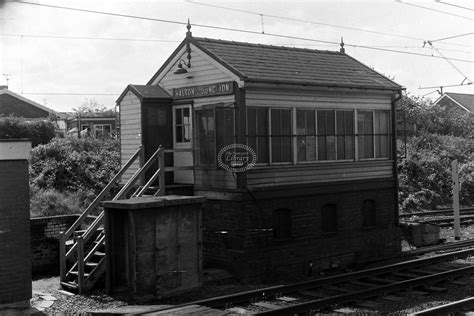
left=59, top=145, right=167, bottom=293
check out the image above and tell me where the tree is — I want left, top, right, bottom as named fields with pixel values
left=73, top=98, right=115, bottom=117
left=396, top=93, right=471, bottom=137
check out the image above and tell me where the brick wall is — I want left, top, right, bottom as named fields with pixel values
left=30, top=215, right=79, bottom=275
left=202, top=179, right=400, bottom=281
left=0, top=160, right=31, bottom=305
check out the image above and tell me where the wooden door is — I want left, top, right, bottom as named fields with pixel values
left=172, top=105, right=194, bottom=184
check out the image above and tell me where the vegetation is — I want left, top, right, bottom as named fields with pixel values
left=397, top=94, right=473, bottom=213
left=73, top=98, right=115, bottom=117
left=29, top=137, right=120, bottom=217
left=0, top=117, right=56, bottom=147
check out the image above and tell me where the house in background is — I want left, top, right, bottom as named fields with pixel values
left=66, top=115, right=117, bottom=138
left=433, top=92, right=474, bottom=114
left=0, top=85, right=68, bottom=133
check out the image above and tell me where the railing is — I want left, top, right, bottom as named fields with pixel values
left=59, top=145, right=194, bottom=292
left=59, top=145, right=145, bottom=283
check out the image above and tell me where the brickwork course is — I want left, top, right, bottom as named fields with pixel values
left=203, top=180, right=400, bottom=281
left=31, top=215, right=79, bottom=275
left=0, top=160, right=32, bottom=305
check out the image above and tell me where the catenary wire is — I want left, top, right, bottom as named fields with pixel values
left=187, top=0, right=470, bottom=48
left=0, top=33, right=180, bottom=42
left=397, top=1, right=473, bottom=21
left=435, top=1, right=474, bottom=12
left=14, top=1, right=474, bottom=64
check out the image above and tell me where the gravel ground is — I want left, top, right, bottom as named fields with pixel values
left=34, top=225, right=474, bottom=315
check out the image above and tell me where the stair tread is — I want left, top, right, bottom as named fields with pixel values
left=60, top=281, right=78, bottom=290
left=69, top=271, right=90, bottom=277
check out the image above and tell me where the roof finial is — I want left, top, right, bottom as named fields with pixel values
left=186, top=18, right=192, bottom=38
left=340, top=37, right=345, bottom=54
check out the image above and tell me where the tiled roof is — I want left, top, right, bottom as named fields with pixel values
left=130, top=85, right=171, bottom=99
left=193, top=37, right=402, bottom=90
left=445, top=92, right=474, bottom=112
left=116, top=84, right=172, bottom=104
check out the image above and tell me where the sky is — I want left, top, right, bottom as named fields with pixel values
left=0, top=0, right=473, bottom=113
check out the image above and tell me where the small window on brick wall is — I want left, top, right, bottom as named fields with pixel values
left=361, top=199, right=376, bottom=228
left=273, top=208, right=291, bottom=239
left=321, top=203, right=337, bottom=233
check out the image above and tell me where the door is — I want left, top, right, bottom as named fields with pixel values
left=173, top=104, right=194, bottom=184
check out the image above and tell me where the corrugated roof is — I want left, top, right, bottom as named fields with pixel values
left=193, top=37, right=402, bottom=90
left=445, top=92, right=474, bottom=112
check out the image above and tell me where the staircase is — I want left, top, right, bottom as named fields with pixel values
left=59, top=145, right=167, bottom=293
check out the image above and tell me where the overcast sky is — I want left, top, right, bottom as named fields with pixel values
left=1, top=0, right=473, bottom=112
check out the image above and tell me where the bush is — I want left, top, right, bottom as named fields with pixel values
left=398, top=133, right=474, bottom=213
left=0, top=117, right=56, bottom=146
left=29, top=137, right=120, bottom=216
left=30, top=186, right=82, bottom=217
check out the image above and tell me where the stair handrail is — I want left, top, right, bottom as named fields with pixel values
left=63, top=146, right=144, bottom=239
left=65, top=146, right=165, bottom=260
left=60, top=145, right=143, bottom=282
left=61, top=145, right=167, bottom=289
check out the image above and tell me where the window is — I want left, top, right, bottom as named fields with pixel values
left=321, top=204, right=337, bottom=233
left=196, top=109, right=215, bottom=166
left=375, top=111, right=390, bottom=158
left=361, top=199, right=376, bottom=228
left=273, top=208, right=291, bottom=239
left=336, top=111, right=354, bottom=160
left=195, top=106, right=235, bottom=167
left=271, top=109, right=292, bottom=163
left=247, top=108, right=268, bottom=163
left=297, top=109, right=354, bottom=162
left=247, top=107, right=390, bottom=165
left=357, top=111, right=374, bottom=159
left=94, top=124, right=111, bottom=138
left=175, top=107, right=191, bottom=143
left=297, top=110, right=316, bottom=162
left=357, top=110, right=390, bottom=159
left=317, top=110, right=336, bottom=160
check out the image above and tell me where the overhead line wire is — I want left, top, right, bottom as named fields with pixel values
left=0, top=33, right=180, bottom=42
left=15, top=1, right=474, bottom=64
left=397, top=1, right=473, bottom=20
left=429, top=32, right=474, bottom=43
left=188, top=0, right=470, bottom=48
left=435, top=1, right=474, bottom=12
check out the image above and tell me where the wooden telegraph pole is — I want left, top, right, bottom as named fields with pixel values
left=452, top=160, right=460, bottom=240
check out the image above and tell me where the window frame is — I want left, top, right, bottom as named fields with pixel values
left=173, top=104, right=192, bottom=145
left=94, top=124, right=112, bottom=138
left=246, top=106, right=391, bottom=167
left=194, top=104, right=236, bottom=168
left=356, top=109, right=391, bottom=161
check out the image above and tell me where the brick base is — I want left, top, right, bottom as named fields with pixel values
left=202, top=179, right=400, bottom=281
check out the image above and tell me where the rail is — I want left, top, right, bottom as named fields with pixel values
left=142, top=248, right=474, bottom=315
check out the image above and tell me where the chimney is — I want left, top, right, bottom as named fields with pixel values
left=0, top=85, right=8, bottom=90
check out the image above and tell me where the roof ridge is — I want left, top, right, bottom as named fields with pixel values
left=445, top=92, right=473, bottom=96
left=193, top=36, right=342, bottom=55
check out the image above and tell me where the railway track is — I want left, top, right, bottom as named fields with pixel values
left=400, top=207, right=474, bottom=227
left=409, top=297, right=474, bottom=315
left=145, top=248, right=474, bottom=315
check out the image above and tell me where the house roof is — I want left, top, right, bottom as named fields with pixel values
left=0, top=88, right=59, bottom=119
left=149, top=36, right=403, bottom=91
left=438, top=92, right=474, bottom=113
left=116, top=84, right=172, bottom=104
